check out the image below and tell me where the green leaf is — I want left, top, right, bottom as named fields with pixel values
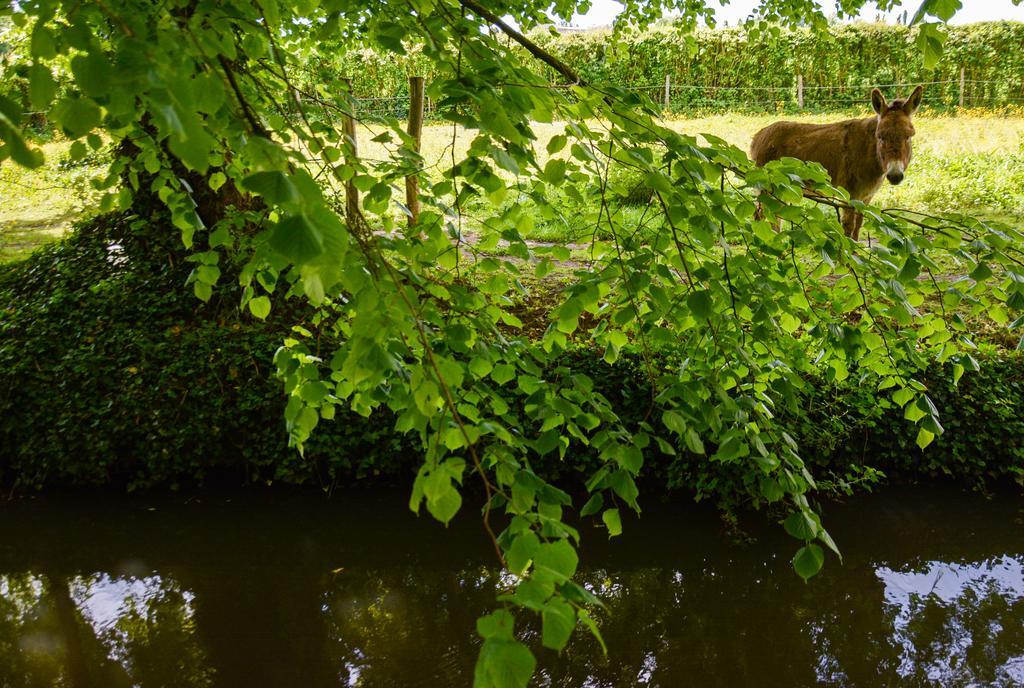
left=414, top=380, right=440, bottom=416
left=760, top=477, right=785, bottom=503
left=474, top=639, right=535, bottom=688
left=28, top=63, right=57, bottom=110
left=534, top=539, right=578, bottom=580
left=969, top=262, right=993, bottom=283
left=662, top=409, right=686, bottom=435
left=684, top=428, right=705, bottom=455
left=687, top=290, right=713, bottom=320
left=911, top=0, right=962, bottom=23
left=242, top=171, right=301, bottom=205
left=793, top=543, right=824, bottom=581
left=302, top=272, right=325, bottom=304
left=425, top=480, right=461, bottom=525
left=784, top=511, right=818, bottom=540
left=364, top=181, right=392, bottom=213
left=609, top=470, right=640, bottom=511
left=513, top=578, right=554, bottom=611
left=70, top=52, right=111, bottom=98
left=270, top=214, right=324, bottom=265
left=469, top=356, right=493, bottom=378
left=916, top=427, right=935, bottom=450
left=543, top=159, right=567, bottom=184
left=892, top=387, right=915, bottom=406
left=904, top=398, right=927, bottom=422
left=915, top=22, right=946, bottom=70
left=193, top=280, right=212, bottom=302
left=491, top=364, right=515, bottom=385
left=579, top=493, right=603, bottom=517
left=51, top=97, right=101, bottom=138
left=476, top=610, right=515, bottom=641
left=69, top=141, right=88, bottom=161
left=196, top=265, right=220, bottom=285
left=713, top=435, right=748, bottom=462
left=0, top=117, right=43, bottom=168
left=511, top=473, right=536, bottom=512
left=30, top=24, right=57, bottom=59
left=506, top=531, right=540, bottom=575
left=546, top=134, right=567, bottom=154
left=617, top=445, right=643, bottom=473
left=541, top=599, right=576, bottom=652
left=602, top=508, right=622, bottom=537
left=299, top=381, right=330, bottom=404
left=817, top=527, right=842, bottom=561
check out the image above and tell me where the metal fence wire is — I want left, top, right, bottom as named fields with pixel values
left=340, top=77, right=1022, bottom=120
left=18, top=79, right=1021, bottom=125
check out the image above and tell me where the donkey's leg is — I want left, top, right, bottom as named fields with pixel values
left=841, top=208, right=859, bottom=239
left=852, top=212, right=865, bottom=242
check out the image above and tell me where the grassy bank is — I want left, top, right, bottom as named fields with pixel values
left=0, top=139, right=106, bottom=262
left=2, top=110, right=1022, bottom=262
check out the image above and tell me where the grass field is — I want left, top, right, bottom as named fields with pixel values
left=2, top=109, right=1022, bottom=262
left=0, top=139, right=105, bottom=262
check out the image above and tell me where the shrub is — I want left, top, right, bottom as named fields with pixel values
left=0, top=213, right=417, bottom=490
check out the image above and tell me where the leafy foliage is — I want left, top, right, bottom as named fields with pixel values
left=3, top=224, right=1020, bottom=496
left=3, top=0, right=1024, bottom=684
left=0, top=215, right=416, bottom=489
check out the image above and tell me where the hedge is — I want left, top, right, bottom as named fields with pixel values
left=1, top=215, right=1022, bottom=501
left=325, top=21, right=1024, bottom=113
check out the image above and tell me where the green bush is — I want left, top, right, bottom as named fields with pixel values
left=893, top=150, right=1024, bottom=214
left=1, top=215, right=1021, bottom=499
left=556, top=349, right=1024, bottom=504
left=793, top=355, right=1024, bottom=489
left=0, top=214, right=418, bottom=490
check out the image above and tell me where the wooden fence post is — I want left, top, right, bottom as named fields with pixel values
left=341, top=78, right=359, bottom=223
left=406, top=76, right=425, bottom=228
left=663, top=73, right=671, bottom=111
left=959, top=66, right=966, bottom=108
left=797, top=73, right=804, bottom=109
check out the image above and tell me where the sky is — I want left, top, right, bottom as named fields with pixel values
left=568, top=0, right=1024, bottom=27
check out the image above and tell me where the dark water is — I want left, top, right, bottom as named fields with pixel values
left=0, top=487, right=1021, bottom=688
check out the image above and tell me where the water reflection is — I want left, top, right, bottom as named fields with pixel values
left=0, top=572, right=210, bottom=687
left=0, top=488, right=1019, bottom=687
left=877, top=557, right=1024, bottom=686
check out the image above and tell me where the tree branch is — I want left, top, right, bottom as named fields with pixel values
left=458, top=0, right=587, bottom=85
left=217, top=55, right=270, bottom=138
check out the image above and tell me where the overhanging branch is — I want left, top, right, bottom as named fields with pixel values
left=457, top=0, right=587, bottom=86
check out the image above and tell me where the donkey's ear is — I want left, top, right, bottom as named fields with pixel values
left=904, top=85, right=924, bottom=115
left=871, top=88, right=887, bottom=115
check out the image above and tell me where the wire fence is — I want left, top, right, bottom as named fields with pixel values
left=342, top=77, right=1024, bottom=121
left=18, top=79, right=1022, bottom=126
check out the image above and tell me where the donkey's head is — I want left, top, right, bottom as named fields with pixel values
left=871, top=86, right=923, bottom=185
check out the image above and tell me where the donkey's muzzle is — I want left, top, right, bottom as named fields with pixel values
left=887, top=172, right=904, bottom=185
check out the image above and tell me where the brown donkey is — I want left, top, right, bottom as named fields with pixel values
left=750, top=86, right=923, bottom=240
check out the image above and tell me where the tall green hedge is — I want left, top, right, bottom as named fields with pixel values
left=331, top=21, right=1024, bottom=113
